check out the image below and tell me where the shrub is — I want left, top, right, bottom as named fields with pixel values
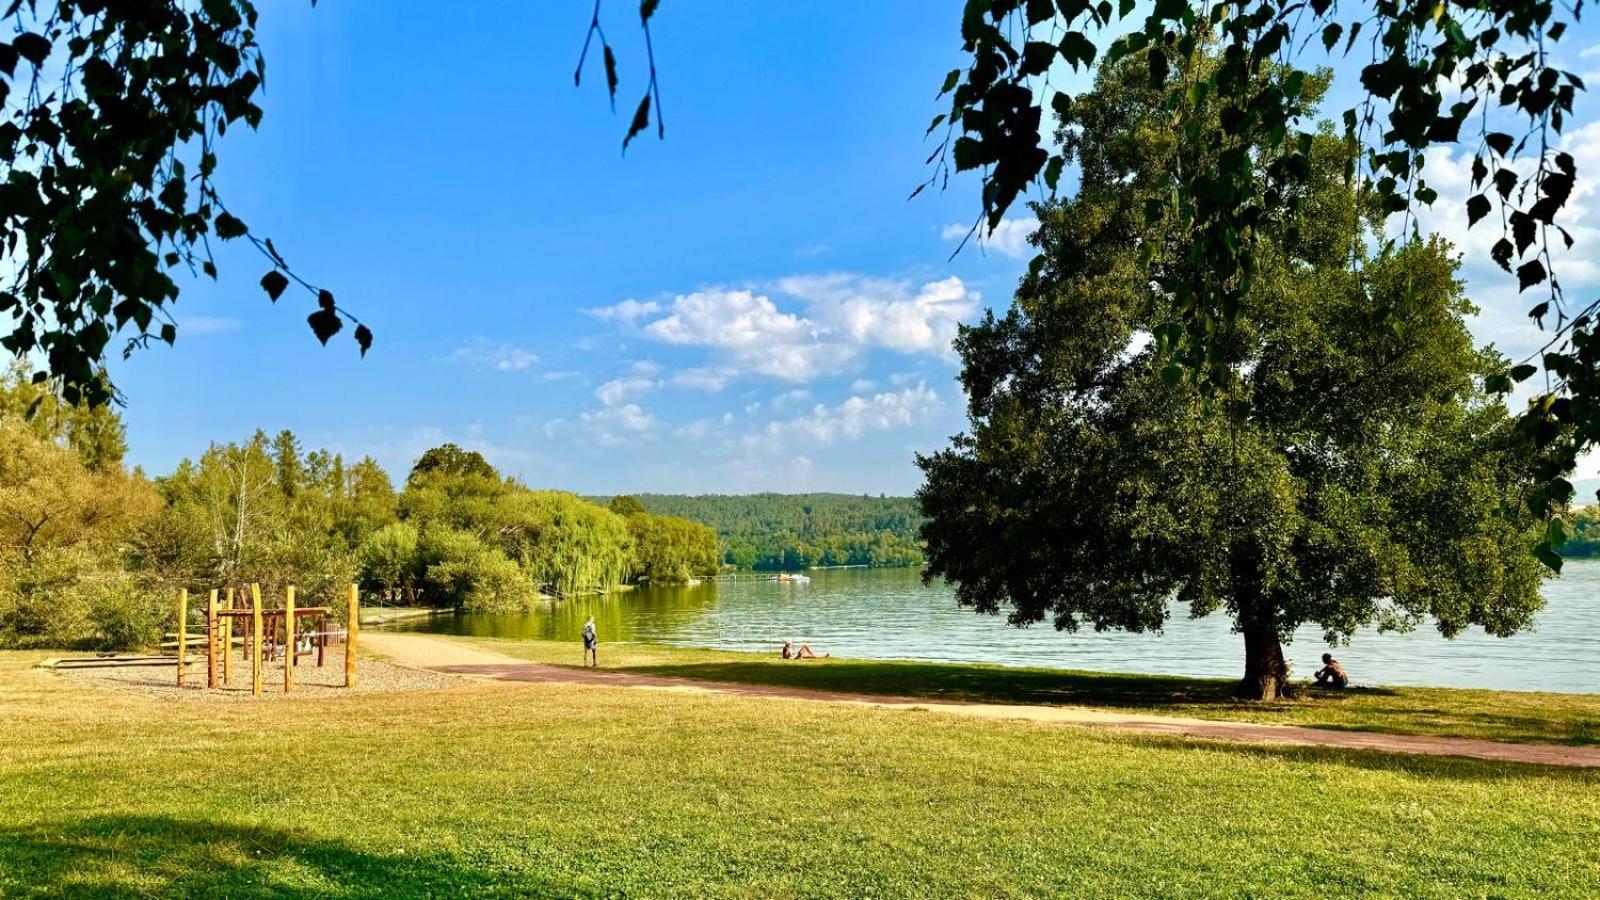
left=85, top=577, right=168, bottom=651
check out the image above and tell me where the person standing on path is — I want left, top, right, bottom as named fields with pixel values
left=582, top=616, right=598, bottom=667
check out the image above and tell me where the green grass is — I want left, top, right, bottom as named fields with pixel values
left=454, top=636, right=1600, bottom=746
left=4, top=651, right=1598, bottom=897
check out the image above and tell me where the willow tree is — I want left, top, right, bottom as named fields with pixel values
left=501, top=492, right=633, bottom=598
left=623, top=510, right=720, bottom=585
left=917, top=56, right=1553, bottom=700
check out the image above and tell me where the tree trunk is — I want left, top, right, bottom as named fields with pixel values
left=1239, top=616, right=1288, bottom=701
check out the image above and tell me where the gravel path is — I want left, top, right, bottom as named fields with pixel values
left=52, top=651, right=464, bottom=701
left=365, top=632, right=1600, bottom=768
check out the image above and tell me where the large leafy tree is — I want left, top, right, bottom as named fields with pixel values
left=917, top=56, right=1552, bottom=700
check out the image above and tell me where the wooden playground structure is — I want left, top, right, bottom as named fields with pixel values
left=175, top=583, right=360, bottom=696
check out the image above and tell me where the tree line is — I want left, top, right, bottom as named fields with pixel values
left=0, top=373, right=717, bottom=650
left=609, top=493, right=925, bottom=571
left=1559, top=507, right=1600, bottom=559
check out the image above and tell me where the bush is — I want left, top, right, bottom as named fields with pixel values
left=0, top=550, right=93, bottom=649
left=85, top=577, right=168, bottom=651
left=360, top=521, right=421, bottom=601
left=461, top=552, right=536, bottom=613
left=0, top=552, right=166, bottom=651
left=425, top=545, right=537, bottom=613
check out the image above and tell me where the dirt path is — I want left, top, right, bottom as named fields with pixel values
left=362, top=632, right=1600, bottom=768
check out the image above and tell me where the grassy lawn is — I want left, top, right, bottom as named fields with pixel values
left=4, top=651, right=1598, bottom=897
left=447, top=636, right=1600, bottom=746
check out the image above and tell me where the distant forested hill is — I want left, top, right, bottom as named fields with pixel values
left=1562, top=505, right=1600, bottom=558
left=595, top=493, right=925, bottom=570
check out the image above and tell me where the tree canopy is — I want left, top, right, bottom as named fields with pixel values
left=918, top=54, right=1552, bottom=699
left=919, top=0, right=1592, bottom=556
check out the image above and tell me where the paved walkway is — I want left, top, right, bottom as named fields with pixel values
left=363, top=633, right=1600, bottom=768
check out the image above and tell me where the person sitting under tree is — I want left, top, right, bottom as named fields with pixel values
left=1314, top=653, right=1348, bottom=689
left=781, top=641, right=828, bottom=660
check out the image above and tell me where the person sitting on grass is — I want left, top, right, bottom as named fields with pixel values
left=781, top=641, right=828, bottom=660
left=1313, top=653, right=1348, bottom=688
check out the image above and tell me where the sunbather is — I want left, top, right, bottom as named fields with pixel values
left=781, top=641, right=828, bottom=660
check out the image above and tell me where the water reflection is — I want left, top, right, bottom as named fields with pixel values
left=392, top=563, right=1600, bottom=692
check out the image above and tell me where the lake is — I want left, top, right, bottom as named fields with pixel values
left=386, top=562, right=1600, bottom=692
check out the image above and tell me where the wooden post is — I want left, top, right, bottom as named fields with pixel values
left=316, top=615, right=326, bottom=667
left=345, top=583, right=358, bottom=688
left=284, top=586, right=296, bottom=692
left=176, top=589, right=188, bottom=687
left=206, top=589, right=218, bottom=688
left=251, top=583, right=263, bottom=697
left=222, top=595, right=233, bottom=686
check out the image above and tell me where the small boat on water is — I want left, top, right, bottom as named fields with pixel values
left=776, top=572, right=811, bottom=584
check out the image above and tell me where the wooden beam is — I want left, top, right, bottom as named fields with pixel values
left=176, top=589, right=188, bottom=687
left=284, top=585, right=296, bottom=693
left=345, top=583, right=358, bottom=688
left=251, top=583, right=263, bottom=697
left=206, top=588, right=218, bottom=688
left=222, top=589, right=234, bottom=685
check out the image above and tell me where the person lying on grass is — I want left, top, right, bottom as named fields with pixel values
left=782, top=641, right=828, bottom=660
left=1314, top=653, right=1348, bottom=689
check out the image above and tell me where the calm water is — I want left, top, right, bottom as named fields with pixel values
left=389, top=563, right=1600, bottom=692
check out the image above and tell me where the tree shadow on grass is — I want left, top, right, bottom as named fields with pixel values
left=607, top=657, right=1395, bottom=713
left=1111, top=730, right=1600, bottom=784
left=598, top=658, right=1600, bottom=745
left=0, top=815, right=548, bottom=898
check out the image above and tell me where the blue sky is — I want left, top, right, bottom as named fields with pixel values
left=107, top=3, right=1600, bottom=495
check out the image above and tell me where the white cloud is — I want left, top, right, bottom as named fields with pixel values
left=541, top=370, right=583, bottom=382
left=770, top=388, right=813, bottom=410
left=849, top=378, right=878, bottom=393
left=941, top=215, right=1039, bottom=258
left=554, top=403, right=659, bottom=447
left=777, top=274, right=977, bottom=356
left=674, top=418, right=715, bottom=439
left=595, top=376, right=659, bottom=407
left=743, top=383, right=941, bottom=452
left=634, top=288, right=856, bottom=381
left=671, top=366, right=735, bottom=392
left=591, top=275, right=980, bottom=386
left=644, top=289, right=808, bottom=344
left=449, top=339, right=538, bottom=372
left=584, top=299, right=661, bottom=326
